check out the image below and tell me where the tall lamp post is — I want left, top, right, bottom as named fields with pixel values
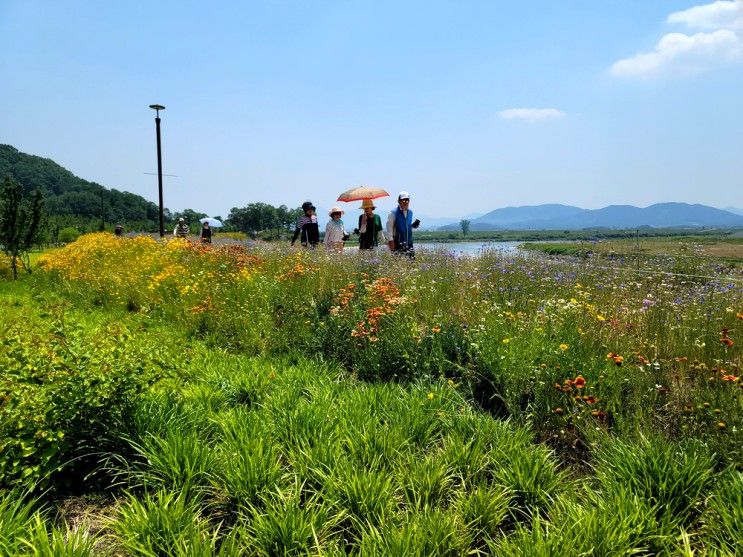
left=149, top=104, right=166, bottom=237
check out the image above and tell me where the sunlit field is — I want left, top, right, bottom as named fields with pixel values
left=1, top=233, right=741, bottom=555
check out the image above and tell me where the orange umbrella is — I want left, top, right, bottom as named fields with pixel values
left=337, top=186, right=389, bottom=203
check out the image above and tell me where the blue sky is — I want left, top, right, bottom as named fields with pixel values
left=1, top=0, right=742, bottom=218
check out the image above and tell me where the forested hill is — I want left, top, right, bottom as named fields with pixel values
left=0, top=144, right=159, bottom=227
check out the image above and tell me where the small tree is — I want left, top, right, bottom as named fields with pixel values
left=460, top=219, right=471, bottom=237
left=0, top=177, right=44, bottom=279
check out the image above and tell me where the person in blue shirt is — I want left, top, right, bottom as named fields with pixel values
left=386, top=191, right=420, bottom=257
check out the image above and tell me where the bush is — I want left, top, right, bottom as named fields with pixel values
left=0, top=311, right=174, bottom=491
left=58, top=227, right=81, bottom=244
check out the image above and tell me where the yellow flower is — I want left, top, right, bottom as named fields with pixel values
left=427, top=392, right=435, bottom=400
left=502, top=338, right=510, bottom=344
left=596, top=314, right=606, bottom=321
left=559, top=343, right=569, bottom=351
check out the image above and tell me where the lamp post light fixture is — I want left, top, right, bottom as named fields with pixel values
left=149, top=104, right=166, bottom=237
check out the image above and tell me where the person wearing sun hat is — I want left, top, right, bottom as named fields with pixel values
left=325, top=206, right=350, bottom=252
left=291, top=200, right=320, bottom=247
left=386, top=190, right=420, bottom=256
left=356, top=198, right=386, bottom=250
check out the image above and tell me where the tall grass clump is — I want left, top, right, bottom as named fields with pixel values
left=703, top=469, right=743, bottom=555
left=594, top=437, right=716, bottom=542
left=209, top=409, right=284, bottom=511
left=109, top=490, right=239, bottom=556
left=241, top=488, right=336, bottom=556
left=0, top=490, right=38, bottom=555
left=20, top=515, right=96, bottom=557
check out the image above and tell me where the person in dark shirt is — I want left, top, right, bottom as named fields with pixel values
left=355, top=199, right=386, bottom=250
left=291, top=201, right=320, bottom=247
left=200, top=221, right=212, bottom=244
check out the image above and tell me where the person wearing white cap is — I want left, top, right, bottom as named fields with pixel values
left=325, top=206, right=349, bottom=252
left=173, top=217, right=190, bottom=238
left=386, top=191, right=420, bottom=256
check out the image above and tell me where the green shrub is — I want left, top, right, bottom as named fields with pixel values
left=0, top=313, right=172, bottom=491
left=57, top=227, right=80, bottom=244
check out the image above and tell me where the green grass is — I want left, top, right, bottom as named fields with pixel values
left=3, top=236, right=742, bottom=554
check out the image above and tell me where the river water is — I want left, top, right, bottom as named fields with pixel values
left=416, top=241, right=522, bottom=256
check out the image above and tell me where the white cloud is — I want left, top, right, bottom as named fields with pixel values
left=611, top=29, right=742, bottom=77
left=612, top=0, right=743, bottom=77
left=498, top=108, right=565, bottom=122
left=667, top=0, right=743, bottom=31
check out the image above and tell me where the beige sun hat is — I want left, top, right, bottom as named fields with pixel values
left=328, top=206, right=344, bottom=216
left=359, top=199, right=376, bottom=209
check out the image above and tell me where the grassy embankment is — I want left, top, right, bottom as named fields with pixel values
left=521, top=235, right=743, bottom=264
left=1, top=234, right=741, bottom=555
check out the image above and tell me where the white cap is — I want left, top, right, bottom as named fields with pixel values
left=398, top=190, right=410, bottom=200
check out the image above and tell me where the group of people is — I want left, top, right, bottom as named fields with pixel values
left=173, top=218, right=212, bottom=243
left=291, top=191, right=420, bottom=255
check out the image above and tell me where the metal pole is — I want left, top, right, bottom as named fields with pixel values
left=100, top=187, right=105, bottom=231
left=155, top=115, right=164, bottom=237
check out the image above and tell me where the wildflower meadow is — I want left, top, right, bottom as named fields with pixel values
left=1, top=232, right=741, bottom=555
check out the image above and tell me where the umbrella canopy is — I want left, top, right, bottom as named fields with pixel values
left=199, top=217, right=224, bottom=228
left=337, top=186, right=389, bottom=203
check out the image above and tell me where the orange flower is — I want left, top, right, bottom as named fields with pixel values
left=607, top=353, right=624, bottom=366
left=721, top=375, right=739, bottom=382
left=573, top=376, right=586, bottom=389
left=720, top=337, right=734, bottom=347
left=736, top=312, right=743, bottom=320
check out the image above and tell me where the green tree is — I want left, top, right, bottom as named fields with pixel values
left=460, top=219, right=471, bottom=237
left=0, top=176, right=44, bottom=279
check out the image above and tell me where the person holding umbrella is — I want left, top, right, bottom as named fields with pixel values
left=291, top=201, right=320, bottom=248
left=335, top=186, right=389, bottom=251
left=200, top=221, right=212, bottom=244
left=355, top=199, right=386, bottom=250
left=387, top=191, right=420, bottom=256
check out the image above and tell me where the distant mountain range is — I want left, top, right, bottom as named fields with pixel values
left=438, top=203, right=743, bottom=231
